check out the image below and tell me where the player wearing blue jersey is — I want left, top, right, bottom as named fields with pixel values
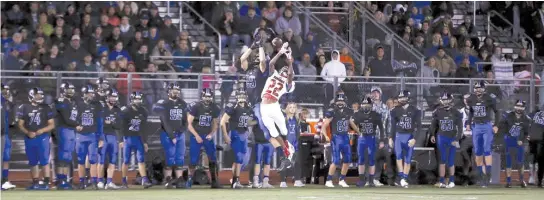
left=429, top=93, right=463, bottom=188
left=390, top=90, right=421, bottom=188
left=1, top=84, right=15, bottom=190
left=17, top=88, right=55, bottom=190
left=499, top=100, right=530, bottom=188
left=322, top=94, right=356, bottom=188
left=221, top=90, right=254, bottom=189
left=466, top=81, right=499, bottom=188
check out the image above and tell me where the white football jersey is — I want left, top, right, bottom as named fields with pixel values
left=261, top=69, right=295, bottom=101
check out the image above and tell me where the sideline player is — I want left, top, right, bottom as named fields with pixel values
left=351, top=97, right=384, bottom=187
left=252, top=115, right=275, bottom=189
left=97, top=88, right=122, bottom=189
left=499, top=100, right=530, bottom=188
left=75, top=85, right=103, bottom=190
left=280, top=102, right=304, bottom=188
left=429, top=93, right=463, bottom=188
left=465, top=81, right=499, bottom=187
left=260, top=43, right=296, bottom=167
left=187, top=88, right=222, bottom=189
left=321, top=94, right=355, bottom=188
left=221, top=90, right=253, bottom=189
left=17, top=88, right=55, bottom=190
left=120, top=92, right=153, bottom=189
left=390, top=90, right=421, bottom=188
left=55, top=82, right=78, bottom=190
left=529, top=103, right=544, bottom=187
left=1, top=84, right=15, bottom=190
left=153, top=83, right=188, bottom=189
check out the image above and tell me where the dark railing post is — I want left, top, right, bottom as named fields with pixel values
left=361, top=13, right=366, bottom=66
left=127, top=73, right=133, bottom=105
left=55, top=72, right=62, bottom=97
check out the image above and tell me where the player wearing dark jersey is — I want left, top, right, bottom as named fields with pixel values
left=390, top=90, right=421, bottom=188
left=350, top=97, right=384, bottom=188
left=322, top=94, right=356, bottom=188
left=120, top=92, right=152, bottom=189
left=187, top=88, right=222, bottom=189
left=221, top=90, right=253, bottom=189
left=95, top=77, right=110, bottom=105
left=97, top=88, right=122, bottom=190
left=429, top=93, right=463, bottom=188
left=252, top=114, right=275, bottom=189
left=54, top=82, right=78, bottom=190
left=16, top=88, right=55, bottom=190
left=1, top=84, right=15, bottom=190
left=75, top=85, right=103, bottom=190
left=529, top=105, right=544, bottom=187
left=466, top=80, right=499, bottom=188
left=153, top=83, right=188, bottom=189
left=499, top=100, right=530, bottom=188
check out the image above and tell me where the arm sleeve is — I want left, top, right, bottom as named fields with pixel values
left=140, top=111, right=149, bottom=142
left=491, top=97, right=500, bottom=125
left=96, top=106, right=104, bottom=139
left=390, top=109, right=396, bottom=136
left=376, top=114, right=385, bottom=141
left=56, top=103, right=79, bottom=127
left=429, top=112, right=438, bottom=138
left=286, top=81, right=296, bottom=93
left=456, top=111, right=463, bottom=140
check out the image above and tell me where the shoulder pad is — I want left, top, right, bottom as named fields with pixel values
left=121, top=106, right=127, bottom=111
left=327, top=108, right=334, bottom=112
left=190, top=102, right=197, bottom=107
left=226, top=103, right=234, bottom=108
left=157, top=99, right=165, bottom=104
left=57, top=97, right=64, bottom=102
left=18, top=104, right=24, bottom=109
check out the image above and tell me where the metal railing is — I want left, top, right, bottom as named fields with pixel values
left=292, top=1, right=364, bottom=68
left=179, top=2, right=222, bottom=68
left=487, top=10, right=535, bottom=59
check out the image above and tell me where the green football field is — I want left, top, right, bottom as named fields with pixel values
left=2, top=185, right=544, bottom=200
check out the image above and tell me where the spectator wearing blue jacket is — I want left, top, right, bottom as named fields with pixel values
left=239, top=1, right=261, bottom=17
left=108, top=41, right=131, bottom=61
left=172, top=39, right=192, bottom=72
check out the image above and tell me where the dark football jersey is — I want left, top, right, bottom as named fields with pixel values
left=390, top=105, right=421, bottom=135
left=225, top=102, right=253, bottom=132
left=352, top=111, right=384, bottom=139
left=499, top=112, right=530, bottom=141
left=153, top=98, right=188, bottom=138
left=429, top=108, right=463, bottom=139
left=188, top=101, right=221, bottom=135
left=324, top=107, right=353, bottom=135
left=466, top=93, right=499, bottom=125
left=16, top=103, right=54, bottom=133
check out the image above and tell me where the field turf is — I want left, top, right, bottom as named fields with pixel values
left=2, top=185, right=543, bottom=200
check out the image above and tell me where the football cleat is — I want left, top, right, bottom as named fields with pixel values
left=26, top=183, right=41, bottom=190
left=252, top=177, right=260, bottom=188
left=400, top=179, right=409, bottom=188
left=175, top=178, right=186, bottom=189
left=529, top=175, right=535, bottom=185
left=89, top=183, right=99, bottom=190
left=186, top=178, right=193, bottom=189
left=356, top=181, right=365, bottom=188
left=38, top=183, right=50, bottom=190
left=505, top=182, right=512, bottom=188
left=279, top=182, right=288, bottom=188
left=339, top=180, right=350, bottom=188
left=438, top=183, right=447, bottom=188
left=164, top=177, right=174, bottom=189
left=77, top=183, right=87, bottom=190
left=277, top=158, right=292, bottom=171
left=120, top=183, right=129, bottom=189
left=97, top=182, right=105, bottom=189
left=325, top=180, right=335, bottom=188
left=446, top=182, right=455, bottom=189
left=373, top=179, right=384, bottom=187
left=521, top=181, right=527, bottom=188
left=262, top=181, right=274, bottom=189
left=293, top=180, right=305, bottom=187
left=232, top=182, right=243, bottom=189
left=211, top=181, right=222, bottom=189
left=2, top=181, right=16, bottom=190
left=105, top=182, right=121, bottom=190
left=142, top=180, right=153, bottom=189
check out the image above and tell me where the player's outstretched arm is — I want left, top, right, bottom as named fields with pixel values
left=258, top=46, right=266, bottom=73
left=240, top=46, right=254, bottom=72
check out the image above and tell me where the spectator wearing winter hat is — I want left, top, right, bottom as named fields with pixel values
left=160, top=15, right=180, bottom=45
left=321, top=50, right=346, bottom=104
left=136, top=14, right=151, bottom=38
left=65, top=34, right=90, bottom=63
